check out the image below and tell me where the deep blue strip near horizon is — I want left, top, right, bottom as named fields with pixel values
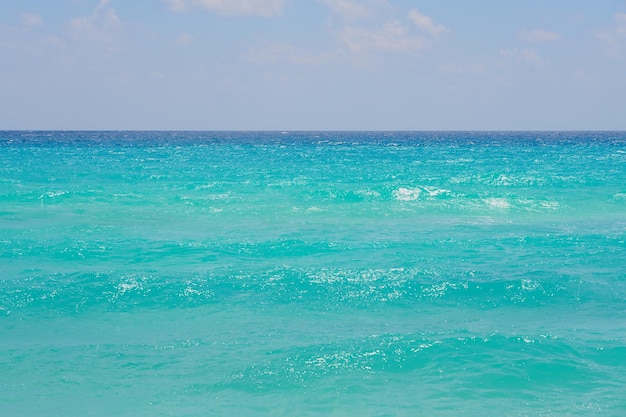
left=1, top=131, right=625, bottom=416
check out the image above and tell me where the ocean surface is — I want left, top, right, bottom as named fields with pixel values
left=1, top=131, right=625, bottom=416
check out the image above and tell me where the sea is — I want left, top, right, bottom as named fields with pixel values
left=1, top=131, right=625, bottom=416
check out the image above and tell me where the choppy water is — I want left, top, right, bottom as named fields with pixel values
left=1, top=131, right=625, bottom=416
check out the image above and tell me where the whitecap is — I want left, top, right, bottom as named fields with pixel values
left=422, top=186, right=451, bottom=197
left=306, top=206, right=325, bottom=212
left=393, top=187, right=421, bottom=201
left=39, top=191, right=68, bottom=200
left=539, top=201, right=560, bottom=210
left=484, top=198, right=511, bottom=208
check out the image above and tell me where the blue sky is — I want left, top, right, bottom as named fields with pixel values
left=1, top=0, right=625, bottom=130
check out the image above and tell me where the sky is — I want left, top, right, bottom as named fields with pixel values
left=1, top=0, right=626, bottom=130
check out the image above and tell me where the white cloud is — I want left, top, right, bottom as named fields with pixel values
left=321, top=0, right=369, bottom=21
left=163, top=0, right=187, bottom=11
left=317, top=3, right=445, bottom=59
left=596, top=12, right=626, bottom=57
left=518, top=29, right=561, bottom=42
left=247, top=41, right=294, bottom=63
left=339, top=20, right=425, bottom=53
left=500, top=48, right=542, bottom=64
left=176, top=31, right=194, bottom=46
left=572, top=68, right=601, bottom=84
left=41, top=35, right=65, bottom=49
left=325, top=7, right=448, bottom=56
left=163, top=0, right=286, bottom=16
left=320, top=0, right=388, bottom=21
left=440, top=63, right=487, bottom=74
left=247, top=41, right=331, bottom=65
left=408, top=9, right=448, bottom=37
left=69, top=0, right=123, bottom=51
left=71, top=0, right=121, bottom=30
left=21, top=13, right=43, bottom=27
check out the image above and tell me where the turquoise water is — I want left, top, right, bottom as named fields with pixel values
left=1, top=131, right=625, bottom=416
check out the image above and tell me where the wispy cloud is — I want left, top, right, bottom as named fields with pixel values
left=163, top=0, right=286, bottom=16
left=596, top=12, right=626, bottom=57
left=247, top=2, right=437, bottom=66
left=69, top=0, right=123, bottom=51
left=518, top=29, right=560, bottom=42
left=247, top=41, right=332, bottom=65
left=321, top=0, right=369, bottom=21
left=500, top=48, right=542, bottom=64
left=330, top=8, right=446, bottom=55
left=71, top=0, right=121, bottom=30
left=320, top=0, right=388, bottom=21
left=408, top=9, right=448, bottom=37
left=440, top=63, right=487, bottom=74
left=176, top=31, right=194, bottom=46
left=20, top=13, right=43, bottom=27
left=339, top=20, right=426, bottom=53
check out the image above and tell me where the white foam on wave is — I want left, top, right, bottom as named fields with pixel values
left=207, top=193, right=231, bottom=201
left=479, top=174, right=544, bottom=187
left=393, top=186, right=450, bottom=201
left=516, top=198, right=560, bottom=212
left=539, top=201, right=560, bottom=210
left=356, top=189, right=381, bottom=198
left=116, top=276, right=143, bottom=295
left=39, top=191, right=68, bottom=200
left=393, top=187, right=422, bottom=201
left=422, top=186, right=451, bottom=197
left=484, top=198, right=511, bottom=208
left=193, top=183, right=217, bottom=190
left=421, top=281, right=469, bottom=298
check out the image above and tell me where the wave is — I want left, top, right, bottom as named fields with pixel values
left=3, top=264, right=622, bottom=316
left=214, top=332, right=626, bottom=415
